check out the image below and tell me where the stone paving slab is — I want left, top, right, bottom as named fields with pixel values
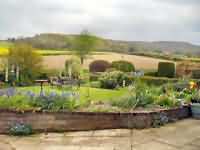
left=0, top=119, right=200, bottom=150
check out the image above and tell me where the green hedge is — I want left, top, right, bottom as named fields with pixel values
left=138, top=76, right=179, bottom=86
left=192, top=70, right=200, bottom=79
left=89, top=72, right=102, bottom=81
left=157, top=62, right=175, bottom=78
left=111, top=60, right=135, bottom=72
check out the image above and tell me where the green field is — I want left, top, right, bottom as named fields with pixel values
left=0, top=41, right=71, bottom=56
left=1, top=41, right=200, bottom=63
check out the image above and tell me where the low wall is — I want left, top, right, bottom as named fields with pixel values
left=0, top=105, right=191, bottom=134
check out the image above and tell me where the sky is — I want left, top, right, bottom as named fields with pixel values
left=0, top=0, right=199, bottom=44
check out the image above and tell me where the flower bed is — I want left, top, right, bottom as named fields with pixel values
left=0, top=105, right=190, bottom=134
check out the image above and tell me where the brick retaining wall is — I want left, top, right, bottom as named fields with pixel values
left=0, top=105, right=191, bottom=134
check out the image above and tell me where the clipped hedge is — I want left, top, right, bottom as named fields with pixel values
left=111, top=60, right=135, bottom=72
left=192, top=70, right=200, bottom=79
left=157, top=62, right=175, bottom=78
left=89, top=72, right=102, bottom=81
left=137, top=76, right=179, bottom=86
left=89, top=60, right=111, bottom=72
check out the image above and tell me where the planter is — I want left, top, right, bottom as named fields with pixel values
left=0, top=106, right=191, bottom=134
left=191, top=103, right=200, bottom=119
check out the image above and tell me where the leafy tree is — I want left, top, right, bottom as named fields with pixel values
left=8, top=43, right=43, bottom=84
left=65, top=57, right=81, bottom=79
left=73, top=30, right=98, bottom=64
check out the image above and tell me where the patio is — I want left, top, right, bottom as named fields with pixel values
left=0, top=119, right=200, bottom=150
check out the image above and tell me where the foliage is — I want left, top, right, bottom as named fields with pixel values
left=37, top=68, right=60, bottom=80
left=157, top=62, right=175, bottom=78
left=138, top=76, right=178, bottom=86
left=65, top=57, right=81, bottom=79
left=191, top=90, right=200, bottom=103
left=99, top=71, right=132, bottom=89
left=192, top=70, right=200, bottom=79
left=111, top=81, right=159, bottom=109
left=111, top=60, right=135, bottom=72
left=155, top=94, right=181, bottom=108
left=89, top=60, right=111, bottom=72
left=89, top=81, right=101, bottom=88
left=8, top=43, right=43, bottom=84
left=9, top=123, right=32, bottom=136
left=110, top=80, right=185, bottom=110
left=73, top=30, right=99, bottom=64
left=144, top=71, right=157, bottom=76
left=30, top=95, right=78, bottom=111
left=0, top=95, right=33, bottom=110
left=89, top=72, right=101, bottom=81
left=176, top=61, right=198, bottom=78
left=134, top=81, right=156, bottom=107
left=152, top=113, right=169, bottom=128
left=110, top=94, right=137, bottom=109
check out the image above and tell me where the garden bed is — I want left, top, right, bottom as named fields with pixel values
left=0, top=105, right=191, bottom=134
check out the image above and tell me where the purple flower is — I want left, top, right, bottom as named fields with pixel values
left=26, top=91, right=35, bottom=98
left=49, top=92, right=57, bottom=97
left=61, top=92, right=72, bottom=98
left=6, top=88, right=16, bottom=97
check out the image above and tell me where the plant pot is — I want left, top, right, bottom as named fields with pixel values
left=191, top=103, right=200, bottom=119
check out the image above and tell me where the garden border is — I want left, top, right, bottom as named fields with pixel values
left=0, top=105, right=191, bottom=134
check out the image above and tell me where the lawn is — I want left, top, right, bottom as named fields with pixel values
left=18, top=86, right=128, bottom=102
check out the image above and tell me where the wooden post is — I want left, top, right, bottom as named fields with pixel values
left=5, top=66, right=8, bottom=82
left=16, top=66, right=19, bottom=81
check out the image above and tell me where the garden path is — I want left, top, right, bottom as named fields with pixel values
left=0, top=119, right=200, bottom=150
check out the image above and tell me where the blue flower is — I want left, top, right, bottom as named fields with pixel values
left=61, top=92, right=72, bottom=98
left=6, top=88, right=16, bottom=97
left=49, top=92, right=57, bottom=97
left=26, top=91, right=35, bottom=98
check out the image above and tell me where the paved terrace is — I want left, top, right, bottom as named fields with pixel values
left=0, top=119, right=200, bottom=150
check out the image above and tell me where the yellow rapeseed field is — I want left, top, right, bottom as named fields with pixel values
left=0, top=48, right=8, bottom=56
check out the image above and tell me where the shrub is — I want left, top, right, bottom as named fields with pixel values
left=30, top=95, right=78, bottom=111
left=110, top=94, right=137, bottom=109
left=111, top=82, right=159, bottom=109
left=157, top=62, right=175, bottom=78
left=130, top=81, right=158, bottom=107
left=155, top=95, right=181, bottom=108
left=89, top=60, right=111, bottom=72
left=90, top=81, right=101, bottom=88
left=9, top=123, right=32, bottom=136
left=152, top=113, right=169, bottom=128
left=65, top=57, right=81, bottom=79
left=99, top=71, right=132, bottom=89
left=111, top=60, right=135, bottom=72
left=144, top=71, right=157, bottom=76
left=0, top=95, right=33, bottom=110
left=89, top=72, right=102, bottom=81
left=37, top=69, right=60, bottom=80
left=192, top=70, right=200, bottom=79
left=138, top=76, right=178, bottom=86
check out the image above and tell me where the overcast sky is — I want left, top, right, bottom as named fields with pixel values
left=0, top=0, right=199, bottom=44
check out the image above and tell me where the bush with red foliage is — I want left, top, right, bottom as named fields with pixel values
left=89, top=60, right=111, bottom=72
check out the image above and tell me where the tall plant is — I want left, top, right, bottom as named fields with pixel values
left=8, top=43, right=43, bottom=84
left=73, top=30, right=99, bottom=64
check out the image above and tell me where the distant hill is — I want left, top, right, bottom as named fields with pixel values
left=7, top=33, right=200, bottom=56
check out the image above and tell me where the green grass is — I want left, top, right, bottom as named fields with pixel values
left=17, top=86, right=128, bottom=102
left=36, top=50, right=71, bottom=56
left=0, top=41, right=12, bottom=48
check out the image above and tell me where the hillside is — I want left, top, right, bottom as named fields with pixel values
left=8, top=33, right=200, bottom=56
